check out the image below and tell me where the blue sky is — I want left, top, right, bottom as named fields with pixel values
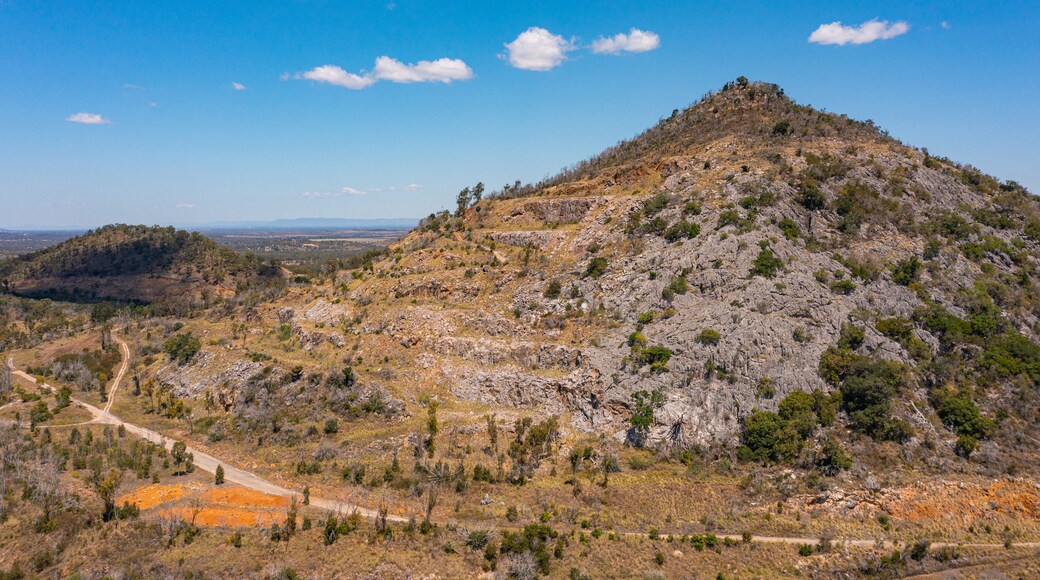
left=1, top=1, right=1038, bottom=229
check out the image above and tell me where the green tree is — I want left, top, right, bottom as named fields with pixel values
left=630, top=390, right=665, bottom=434
left=455, top=187, right=471, bottom=217
left=171, top=441, right=187, bottom=473
left=97, top=468, right=124, bottom=521
left=215, top=464, right=225, bottom=485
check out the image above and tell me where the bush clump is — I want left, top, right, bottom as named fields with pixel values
left=164, top=333, right=201, bottom=365
left=584, top=257, right=608, bottom=278
left=750, top=245, right=783, bottom=278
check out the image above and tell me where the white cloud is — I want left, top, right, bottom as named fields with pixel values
left=231, top=81, right=246, bottom=91
left=809, top=19, right=910, bottom=46
left=504, top=27, right=574, bottom=71
left=123, top=83, right=144, bottom=90
left=342, top=187, right=366, bottom=195
left=66, top=112, right=110, bottom=125
left=295, top=56, right=471, bottom=90
left=176, top=203, right=195, bottom=209
left=373, top=56, right=473, bottom=83
left=297, top=64, right=377, bottom=90
left=591, top=28, right=660, bottom=54
left=941, top=21, right=950, bottom=29
left=148, top=102, right=158, bottom=107
left=405, top=183, right=423, bottom=191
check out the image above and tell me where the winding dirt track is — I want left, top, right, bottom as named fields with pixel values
left=7, top=342, right=1040, bottom=550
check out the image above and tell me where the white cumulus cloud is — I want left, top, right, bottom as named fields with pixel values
left=591, top=28, right=660, bottom=54
left=66, top=112, right=110, bottom=125
left=231, top=81, right=246, bottom=91
left=373, top=56, right=473, bottom=83
left=296, top=56, right=472, bottom=90
left=297, top=65, right=377, bottom=90
left=504, top=27, right=574, bottom=71
left=342, top=187, right=366, bottom=195
left=809, top=19, right=910, bottom=46
left=405, top=183, right=423, bottom=191
left=176, top=203, right=195, bottom=209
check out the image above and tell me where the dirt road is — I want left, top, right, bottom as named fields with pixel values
left=7, top=348, right=1040, bottom=549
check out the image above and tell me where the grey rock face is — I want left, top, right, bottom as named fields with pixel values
left=409, top=145, right=1040, bottom=447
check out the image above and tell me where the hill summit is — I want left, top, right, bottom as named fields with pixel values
left=0, top=224, right=277, bottom=306
left=282, top=78, right=1040, bottom=457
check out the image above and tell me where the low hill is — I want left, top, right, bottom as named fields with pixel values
left=0, top=224, right=278, bottom=304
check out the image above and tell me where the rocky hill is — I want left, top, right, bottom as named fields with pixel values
left=0, top=224, right=278, bottom=306
left=282, top=79, right=1040, bottom=463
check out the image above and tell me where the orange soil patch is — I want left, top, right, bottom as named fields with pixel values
left=158, top=506, right=282, bottom=528
left=116, top=484, right=189, bottom=510
left=201, top=486, right=289, bottom=509
left=885, top=480, right=1040, bottom=522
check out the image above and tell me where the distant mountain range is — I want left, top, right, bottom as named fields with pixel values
left=0, top=217, right=420, bottom=233
left=192, top=217, right=419, bottom=231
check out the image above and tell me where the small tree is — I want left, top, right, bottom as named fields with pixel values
left=455, top=187, right=471, bottom=217
left=486, top=414, right=498, bottom=453
left=426, top=400, right=439, bottom=457
left=215, top=464, right=225, bottom=485
left=171, top=441, right=187, bottom=473
left=630, top=390, right=665, bottom=440
left=97, top=468, right=124, bottom=521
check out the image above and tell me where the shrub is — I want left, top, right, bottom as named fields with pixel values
left=643, top=192, right=669, bottom=216
left=772, top=121, right=791, bottom=136
left=829, top=279, right=856, bottom=295
left=663, top=276, right=688, bottom=301
left=909, top=539, right=930, bottom=561
left=683, top=201, right=702, bottom=216
left=837, top=323, right=865, bottom=351
left=664, top=220, right=700, bottom=242
left=815, top=438, right=852, bottom=475
left=717, top=209, right=742, bottom=229
left=875, top=317, right=913, bottom=342
left=778, top=218, right=800, bottom=240
left=740, top=411, right=786, bottom=461
left=750, top=247, right=782, bottom=278
left=798, top=544, right=813, bottom=557
left=798, top=187, right=826, bottom=211
left=697, top=328, right=721, bottom=346
left=834, top=180, right=877, bottom=234
left=933, top=390, right=995, bottom=439
left=955, top=435, right=978, bottom=458
left=837, top=357, right=912, bottom=441
left=635, top=346, right=672, bottom=373
left=543, top=280, right=562, bottom=299
left=980, top=331, right=1040, bottom=385
left=890, top=256, right=922, bottom=286
left=163, top=333, right=201, bottom=365
left=584, top=257, right=608, bottom=278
